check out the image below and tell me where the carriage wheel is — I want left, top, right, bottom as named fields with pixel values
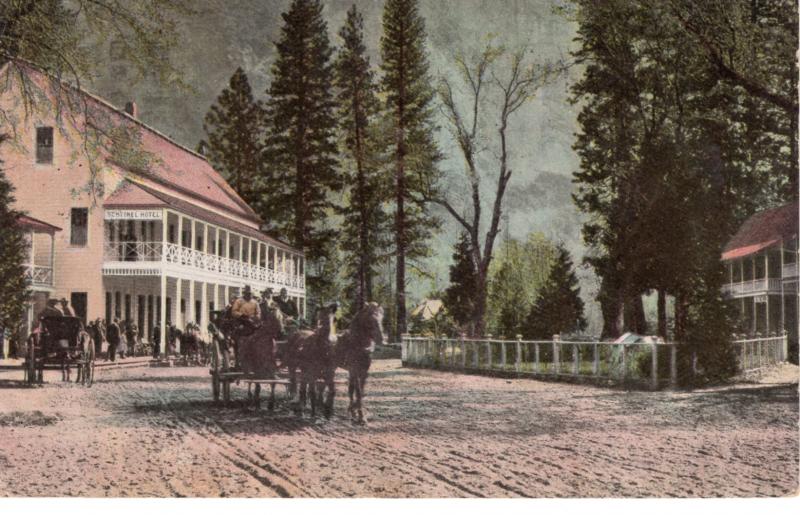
left=210, top=338, right=221, bottom=402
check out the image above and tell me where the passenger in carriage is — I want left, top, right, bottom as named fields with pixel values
left=41, top=299, right=63, bottom=319
left=273, top=288, right=298, bottom=320
left=59, top=298, right=75, bottom=317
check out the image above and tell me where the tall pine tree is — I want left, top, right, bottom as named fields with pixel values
left=202, top=67, right=265, bottom=211
left=264, top=0, right=341, bottom=297
left=523, top=245, right=586, bottom=339
left=334, top=5, right=390, bottom=312
left=380, top=0, right=441, bottom=340
left=0, top=136, right=30, bottom=336
left=443, top=232, right=478, bottom=334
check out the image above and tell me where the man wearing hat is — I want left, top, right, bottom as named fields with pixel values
left=273, top=287, right=298, bottom=320
left=231, top=285, right=260, bottom=320
left=59, top=298, right=75, bottom=317
left=41, top=298, right=63, bottom=319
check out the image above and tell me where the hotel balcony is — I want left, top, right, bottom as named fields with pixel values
left=102, top=241, right=305, bottom=294
left=16, top=215, right=59, bottom=293
left=722, top=278, right=784, bottom=298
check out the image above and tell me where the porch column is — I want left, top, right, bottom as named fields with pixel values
left=189, top=279, right=196, bottom=324
left=176, top=278, right=183, bottom=330
left=204, top=223, right=209, bottom=254
left=201, top=281, right=208, bottom=338
left=752, top=296, right=757, bottom=334
left=159, top=274, right=167, bottom=355
left=257, top=242, right=262, bottom=269
left=191, top=219, right=196, bottom=251
left=50, top=233, right=55, bottom=284
left=780, top=240, right=785, bottom=334
left=178, top=216, right=184, bottom=248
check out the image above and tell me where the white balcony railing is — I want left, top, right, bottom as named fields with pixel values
left=782, top=262, right=798, bottom=278
left=24, top=264, right=54, bottom=289
left=722, top=278, right=783, bottom=296
left=104, top=241, right=305, bottom=290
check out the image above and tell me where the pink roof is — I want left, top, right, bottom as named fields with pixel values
left=104, top=181, right=167, bottom=208
left=8, top=60, right=260, bottom=224
left=15, top=214, right=61, bottom=233
left=722, top=201, right=798, bottom=260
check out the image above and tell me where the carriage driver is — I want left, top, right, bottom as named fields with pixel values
left=231, top=285, right=261, bottom=321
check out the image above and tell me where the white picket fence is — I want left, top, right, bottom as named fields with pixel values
left=401, top=334, right=790, bottom=388
left=733, top=335, right=789, bottom=372
left=401, top=336, right=680, bottom=389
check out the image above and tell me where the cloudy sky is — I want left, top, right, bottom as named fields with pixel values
left=88, top=0, right=599, bottom=328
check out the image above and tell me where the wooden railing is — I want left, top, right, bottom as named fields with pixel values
left=733, top=335, right=788, bottom=372
left=104, top=241, right=305, bottom=290
left=722, top=278, right=783, bottom=296
left=401, top=336, right=681, bottom=390
left=24, top=264, right=53, bottom=288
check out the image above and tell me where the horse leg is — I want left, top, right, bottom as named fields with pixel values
left=347, top=373, right=356, bottom=420
left=288, top=367, right=297, bottom=398
left=296, top=378, right=306, bottom=416
left=356, top=369, right=367, bottom=424
left=324, top=372, right=335, bottom=420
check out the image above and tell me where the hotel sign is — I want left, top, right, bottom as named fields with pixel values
left=104, top=209, right=163, bottom=220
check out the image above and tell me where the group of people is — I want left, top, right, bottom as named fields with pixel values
left=228, top=286, right=300, bottom=325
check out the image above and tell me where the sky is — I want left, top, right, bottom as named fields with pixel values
left=87, top=0, right=600, bottom=330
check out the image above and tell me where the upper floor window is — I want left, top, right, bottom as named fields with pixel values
left=70, top=208, right=88, bottom=246
left=36, top=127, right=53, bottom=164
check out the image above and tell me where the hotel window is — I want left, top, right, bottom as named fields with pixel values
left=114, top=292, right=121, bottom=320
left=70, top=208, right=88, bottom=246
left=36, top=127, right=54, bottom=164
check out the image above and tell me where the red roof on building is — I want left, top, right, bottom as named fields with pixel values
left=5, top=60, right=260, bottom=224
left=104, top=181, right=167, bottom=208
left=722, top=201, right=798, bottom=260
left=15, top=214, right=61, bottom=233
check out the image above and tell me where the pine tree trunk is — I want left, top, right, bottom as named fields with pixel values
left=657, top=288, right=667, bottom=338
left=600, top=289, right=623, bottom=339
left=394, top=123, right=407, bottom=341
left=355, top=101, right=368, bottom=308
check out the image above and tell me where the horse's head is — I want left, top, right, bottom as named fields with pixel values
left=315, top=302, right=338, bottom=345
left=354, top=302, right=385, bottom=349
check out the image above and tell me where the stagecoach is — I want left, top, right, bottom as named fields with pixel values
left=207, top=309, right=293, bottom=408
left=23, top=316, right=96, bottom=386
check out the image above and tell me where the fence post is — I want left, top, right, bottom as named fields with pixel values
left=534, top=342, right=540, bottom=373
left=450, top=339, right=456, bottom=368
left=670, top=344, right=677, bottom=387
left=473, top=341, right=479, bottom=368
left=593, top=343, right=599, bottom=376
left=553, top=335, right=560, bottom=375
left=651, top=342, right=658, bottom=390
left=501, top=340, right=507, bottom=370
left=401, top=335, right=407, bottom=363
left=620, top=344, right=627, bottom=382
left=515, top=335, right=522, bottom=373
left=486, top=336, right=493, bottom=370
left=573, top=344, right=579, bottom=375
left=460, top=334, right=466, bottom=369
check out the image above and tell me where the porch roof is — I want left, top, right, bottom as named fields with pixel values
left=15, top=214, right=61, bottom=233
left=722, top=201, right=798, bottom=261
left=104, top=181, right=300, bottom=254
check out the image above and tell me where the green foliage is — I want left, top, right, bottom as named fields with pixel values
left=487, top=233, right=557, bottom=337
left=203, top=67, right=266, bottom=212
left=0, top=137, right=29, bottom=333
left=443, top=232, right=478, bottom=332
left=568, top=0, right=791, bottom=378
left=523, top=245, right=586, bottom=339
left=380, top=0, right=442, bottom=337
left=334, top=5, right=391, bottom=313
left=263, top=0, right=342, bottom=296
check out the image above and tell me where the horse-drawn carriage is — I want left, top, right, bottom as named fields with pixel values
left=207, top=301, right=385, bottom=422
left=23, top=316, right=95, bottom=386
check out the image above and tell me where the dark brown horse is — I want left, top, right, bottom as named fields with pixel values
left=336, top=303, right=384, bottom=424
left=285, top=303, right=338, bottom=418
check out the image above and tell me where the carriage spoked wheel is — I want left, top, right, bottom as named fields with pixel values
left=210, top=338, right=222, bottom=402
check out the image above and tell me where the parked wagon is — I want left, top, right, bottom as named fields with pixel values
left=24, top=316, right=95, bottom=386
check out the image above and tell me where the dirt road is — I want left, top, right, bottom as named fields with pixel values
left=0, top=360, right=797, bottom=497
